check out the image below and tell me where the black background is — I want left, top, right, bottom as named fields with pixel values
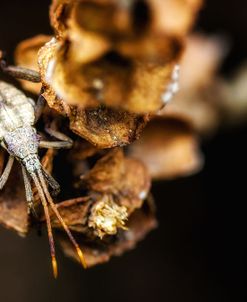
left=0, top=1, right=247, bottom=301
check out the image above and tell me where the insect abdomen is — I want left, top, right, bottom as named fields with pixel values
left=0, top=81, right=35, bottom=138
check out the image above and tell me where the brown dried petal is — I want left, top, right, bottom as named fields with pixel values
left=37, top=40, right=149, bottom=147
left=179, top=34, right=225, bottom=91
left=159, top=34, right=225, bottom=134
left=43, top=40, right=179, bottom=114
left=163, top=89, right=221, bottom=134
left=218, top=63, right=247, bottom=125
left=150, top=0, right=203, bottom=36
left=69, top=106, right=149, bottom=148
left=83, top=148, right=151, bottom=211
left=129, top=117, right=203, bottom=180
left=48, top=0, right=185, bottom=113
left=50, top=0, right=70, bottom=38
left=50, top=197, right=92, bottom=233
left=14, top=35, right=51, bottom=94
left=118, top=157, right=151, bottom=210
left=82, top=148, right=125, bottom=192
left=50, top=0, right=202, bottom=40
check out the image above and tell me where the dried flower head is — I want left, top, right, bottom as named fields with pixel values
left=88, top=195, right=128, bottom=238
left=58, top=197, right=157, bottom=267
left=45, top=0, right=186, bottom=113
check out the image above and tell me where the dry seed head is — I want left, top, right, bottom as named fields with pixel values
left=88, top=195, right=128, bottom=239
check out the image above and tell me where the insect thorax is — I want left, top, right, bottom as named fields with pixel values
left=3, top=126, right=41, bottom=173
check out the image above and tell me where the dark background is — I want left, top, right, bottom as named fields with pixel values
left=0, top=1, right=247, bottom=301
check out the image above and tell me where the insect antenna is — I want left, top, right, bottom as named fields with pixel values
left=37, top=169, right=87, bottom=269
left=31, top=172, right=58, bottom=278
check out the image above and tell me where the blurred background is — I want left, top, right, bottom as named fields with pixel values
left=0, top=1, right=247, bottom=301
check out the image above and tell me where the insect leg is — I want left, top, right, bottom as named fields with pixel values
left=46, top=127, right=73, bottom=146
left=39, top=140, right=72, bottom=149
left=34, top=88, right=46, bottom=123
left=39, top=126, right=73, bottom=149
left=0, top=56, right=41, bottom=82
left=0, top=156, right=14, bottom=189
left=21, top=165, right=35, bottom=214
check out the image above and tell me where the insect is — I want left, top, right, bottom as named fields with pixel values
left=0, top=55, right=86, bottom=277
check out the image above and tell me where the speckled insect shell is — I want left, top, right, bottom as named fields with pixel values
left=0, top=81, right=35, bottom=139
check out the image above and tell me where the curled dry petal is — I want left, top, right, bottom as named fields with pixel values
left=218, top=63, right=247, bottom=125
left=82, top=148, right=125, bottom=192
left=128, top=117, right=204, bottom=180
left=46, top=0, right=187, bottom=113
left=82, top=148, right=151, bottom=211
left=14, top=35, right=51, bottom=94
left=50, top=0, right=202, bottom=40
left=150, top=0, right=203, bottom=37
left=37, top=35, right=180, bottom=114
left=160, top=34, right=225, bottom=134
left=49, top=197, right=92, bottom=233
left=69, top=106, right=149, bottom=148
left=178, top=34, right=226, bottom=91
left=35, top=39, right=149, bottom=148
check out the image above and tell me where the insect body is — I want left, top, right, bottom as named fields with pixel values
left=0, top=80, right=86, bottom=277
